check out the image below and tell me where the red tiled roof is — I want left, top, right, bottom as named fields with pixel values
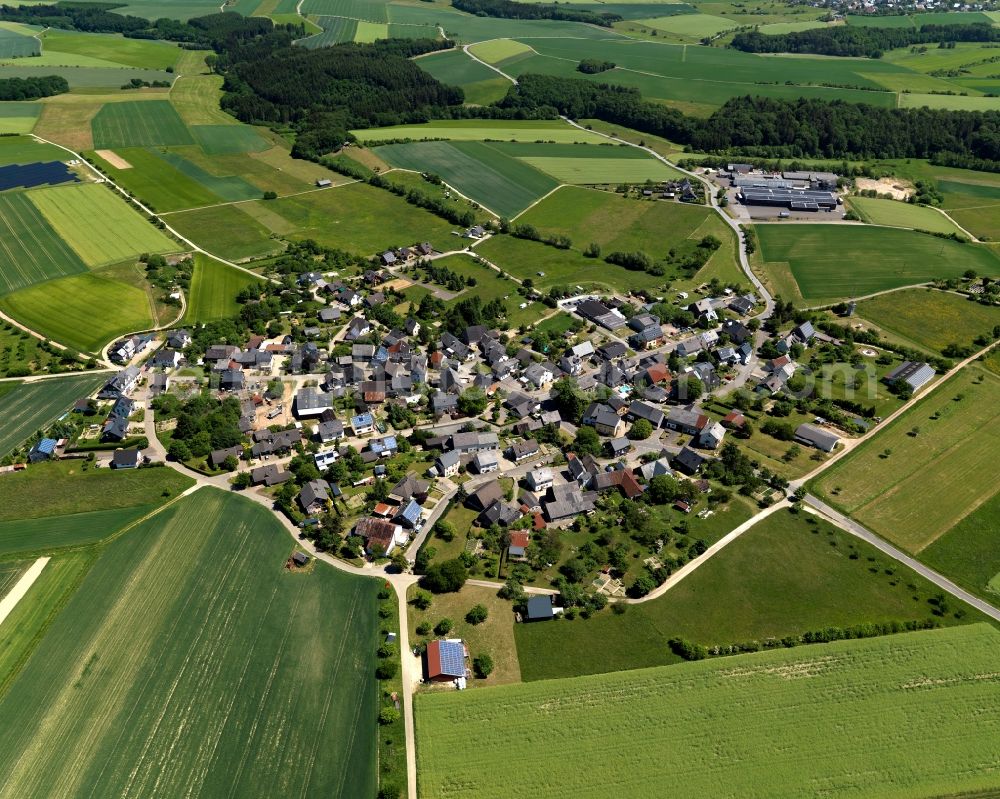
left=509, top=531, right=530, bottom=548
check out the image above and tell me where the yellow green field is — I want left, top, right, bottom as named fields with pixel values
left=468, top=38, right=534, bottom=63
left=848, top=196, right=966, bottom=236
left=352, top=119, right=608, bottom=144
left=28, top=183, right=177, bottom=267
left=813, top=365, right=1000, bottom=553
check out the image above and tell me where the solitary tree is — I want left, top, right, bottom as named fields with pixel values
left=473, top=653, right=494, bottom=678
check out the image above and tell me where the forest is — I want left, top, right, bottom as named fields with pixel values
left=0, top=75, right=67, bottom=100
left=731, top=22, right=1000, bottom=57
left=451, top=0, right=619, bottom=26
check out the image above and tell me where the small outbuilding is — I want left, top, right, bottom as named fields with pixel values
left=424, top=639, right=466, bottom=682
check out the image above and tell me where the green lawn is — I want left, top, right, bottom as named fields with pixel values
left=848, top=196, right=967, bottom=236
left=812, top=365, right=1000, bottom=553
left=0, top=488, right=380, bottom=799
left=755, top=224, right=1000, bottom=305
left=854, top=288, right=1000, bottom=354
left=184, top=253, right=260, bottom=323
left=375, top=140, right=559, bottom=218
left=0, top=192, right=87, bottom=295
left=0, top=271, right=155, bottom=353
left=91, top=100, right=194, bottom=150
left=28, top=183, right=177, bottom=267
left=419, top=624, right=1000, bottom=799
left=0, top=373, right=106, bottom=456
left=514, top=508, right=977, bottom=681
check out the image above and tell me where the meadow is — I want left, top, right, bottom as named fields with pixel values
left=156, top=150, right=260, bottom=202
left=0, top=26, right=38, bottom=59
left=190, top=124, right=268, bottom=155
left=0, top=506, right=153, bottom=559
left=0, top=102, right=40, bottom=134
left=0, top=321, right=86, bottom=376
left=414, top=49, right=511, bottom=106
left=813, top=365, right=1000, bottom=553
left=0, top=489, right=380, bottom=799
left=854, top=288, right=1000, bottom=354
left=755, top=224, right=1000, bottom=305
left=921, top=490, right=1000, bottom=603
left=419, top=624, right=1000, bottom=799
left=91, top=100, right=194, bottom=149
left=375, top=140, right=559, bottom=217
left=169, top=71, right=237, bottom=126
left=0, top=271, right=154, bottom=353
left=0, top=192, right=86, bottom=295
left=514, top=508, right=975, bottom=680
left=847, top=196, right=966, bottom=236
left=167, top=203, right=282, bottom=262
left=0, top=64, right=173, bottom=89
left=185, top=254, right=260, bottom=323
left=353, top=119, right=608, bottom=144
left=28, top=183, right=177, bottom=267
left=0, top=135, right=66, bottom=166
left=0, top=373, right=106, bottom=456
left=90, top=146, right=220, bottom=212
left=35, top=29, right=181, bottom=70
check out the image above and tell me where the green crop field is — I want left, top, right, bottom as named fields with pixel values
left=0, top=561, right=28, bottom=600
left=898, top=93, right=1000, bottom=112
left=419, top=624, right=1000, bottom=799
left=0, top=26, right=38, bottom=59
left=0, top=460, right=192, bottom=523
left=520, top=155, right=677, bottom=183
left=0, top=135, right=66, bottom=165
left=755, top=225, right=1000, bottom=305
left=301, top=0, right=388, bottom=21
left=848, top=196, right=966, bottom=235
left=354, top=119, right=608, bottom=144
left=375, top=140, right=559, bottom=217
left=299, top=16, right=357, bottom=47
left=0, top=101, right=40, bottom=134
left=91, top=100, right=194, bottom=149
left=813, top=365, right=1000, bottom=553
left=0, top=505, right=152, bottom=559
left=37, top=29, right=180, bottom=70
left=189, top=124, right=268, bottom=155
left=0, top=272, right=154, bottom=353
left=0, top=192, right=87, bottom=295
left=0, top=489, right=379, bottom=799
left=167, top=203, right=281, bottom=262
left=635, top=12, right=737, bottom=37
left=414, top=49, right=511, bottom=106
left=170, top=72, right=236, bottom=126
left=109, top=0, right=222, bottom=21
left=28, top=183, right=177, bottom=267
left=854, top=288, right=1000, bottom=354
left=0, top=64, right=172, bottom=88
left=515, top=508, right=977, bottom=680
left=156, top=150, right=261, bottom=202
left=0, top=373, right=105, bottom=456
left=90, top=146, right=219, bottom=212
left=185, top=254, right=260, bottom=322
left=921, top=490, right=1000, bottom=602
left=258, top=181, right=458, bottom=254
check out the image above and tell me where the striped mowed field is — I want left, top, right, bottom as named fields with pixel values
left=28, top=183, right=177, bottom=266
left=91, top=100, right=194, bottom=149
left=0, top=373, right=105, bottom=456
left=0, top=192, right=86, bottom=295
left=0, top=489, right=380, bottom=799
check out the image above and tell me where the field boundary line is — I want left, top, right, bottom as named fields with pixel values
left=510, top=182, right=565, bottom=222
left=0, top=557, right=49, bottom=628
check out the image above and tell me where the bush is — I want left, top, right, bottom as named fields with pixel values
left=411, top=590, right=432, bottom=610
left=465, top=604, right=488, bottom=625
left=416, top=621, right=431, bottom=635
left=375, top=660, right=398, bottom=680
left=378, top=706, right=400, bottom=725
left=434, top=618, right=453, bottom=635
left=473, top=653, right=494, bottom=678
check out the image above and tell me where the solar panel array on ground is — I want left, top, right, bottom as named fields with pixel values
left=0, top=161, right=77, bottom=192
left=738, top=187, right=838, bottom=209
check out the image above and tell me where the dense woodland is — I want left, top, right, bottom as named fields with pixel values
left=732, top=23, right=1000, bottom=58
left=0, top=75, right=67, bottom=100
left=451, top=0, right=618, bottom=27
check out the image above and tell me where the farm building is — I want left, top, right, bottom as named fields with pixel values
left=424, top=639, right=467, bottom=682
left=884, top=361, right=935, bottom=393
left=794, top=423, right=841, bottom=453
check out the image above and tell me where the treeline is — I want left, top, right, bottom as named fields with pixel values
left=0, top=5, right=284, bottom=47
left=0, top=74, right=66, bottom=100
left=220, top=38, right=462, bottom=159
left=731, top=23, right=1000, bottom=58
left=452, top=0, right=619, bottom=26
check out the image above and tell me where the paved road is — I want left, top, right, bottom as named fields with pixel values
left=804, top=496, right=1000, bottom=623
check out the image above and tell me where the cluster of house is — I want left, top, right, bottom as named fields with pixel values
left=350, top=474, right=430, bottom=556
left=379, top=241, right=434, bottom=266
left=639, top=177, right=699, bottom=202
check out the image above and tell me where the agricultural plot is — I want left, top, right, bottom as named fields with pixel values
left=0, top=373, right=105, bottom=456
left=90, top=146, right=219, bottom=212
left=937, top=178, right=1000, bottom=241
left=375, top=140, right=558, bottom=217
left=0, top=26, right=39, bottom=59
left=0, top=561, right=28, bottom=601
left=515, top=508, right=977, bottom=680
left=420, top=624, right=1000, bottom=799
left=257, top=181, right=458, bottom=254
left=168, top=203, right=282, bottom=262
left=156, top=150, right=260, bottom=201
left=28, top=183, right=177, bottom=266
left=0, top=64, right=173, bottom=89
left=0, top=271, right=155, bottom=353
left=754, top=224, right=1000, bottom=305
left=518, top=154, right=677, bottom=183
left=299, top=16, right=357, bottom=47
left=854, top=288, right=1000, bottom=354
left=0, top=102, right=40, bottom=134
left=36, top=29, right=180, bottom=70
left=415, top=49, right=510, bottom=106
left=185, top=254, right=261, bottom=323
left=0, top=192, right=86, bottom=295
left=0, top=489, right=380, bottom=799
left=189, top=124, right=268, bottom=155
left=170, top=73, right=237, bottom=126
left=847, top=196, right=965, bottom=236
left=813, top=365, right=1000, bottom=553
left=353, top=119, right=607, bottom=144
left=301, top=0, right=388, bottom=21
left=0, top=506, right=152, bottom=559
left=91, top=100, right=194, bottom=149
left=921, top=490, right=1000, bottom=602
left=634, top=12, right=737, bottom=38
left=110, top=0, right=223, bottom=21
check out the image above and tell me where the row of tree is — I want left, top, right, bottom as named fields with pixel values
left=452, top=0, right=619, bottom=26
left=731, top=22, right=1000, bottom=58
left=0, top=74, right=67, bottom=100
